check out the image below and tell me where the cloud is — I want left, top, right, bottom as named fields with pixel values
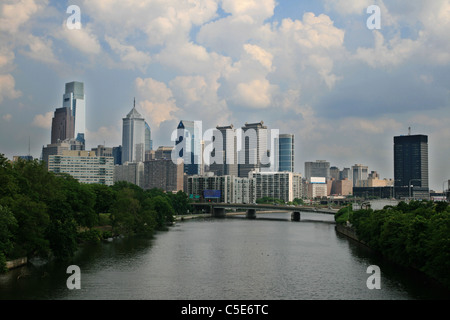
left=235, top=78, right=276, bottom=109
left=0, top=0, right=47, bottom=33
left=20, top=34, right=60, bottom=65
left=0, top=74, right=22, bottom=103
left=355, top=31, right=420, bottom=68
left=105, top=36, right=151, bottom=72
left=135, top=77, right=180, bottom=128
left=57, top=23, right=102, bottom=55
left=243, top=44, right=274, bottom=71
left=2, top=114, right=12, bottom=122
left=32, top=111, right=53, bottom=129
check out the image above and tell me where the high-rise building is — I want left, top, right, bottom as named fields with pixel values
left=144, top=121, right=153, bottom=162
left=122, top=100, right=146, bottom=164
left=51, top=107, right=74, bottom=144
left=155, top=146, right=174, bottom=160
left=144, top=159, right=184, bottom=192
left=112, top=146, right=122, bottom=165
left=63, top=81, right=85, bottom=145
left=209, top=125, right=238, bottom=177
left=276, top=134, right=294, bottom=173
left=114, top=162, right=145, bottom=188
left=394, top=133, right=429, bottom=199
left=352, top=164, right=369, bottom=187
left=48, top=150, right=114, bottom=186
left=330, top=166, right=340, bottom=180
left=304, top=160, right=330, bottom=181
left=238, top=121, right=270, bottom=178
left=174, top=120, right=202, bottom=175
left=250, top=171, right=302, bottom=203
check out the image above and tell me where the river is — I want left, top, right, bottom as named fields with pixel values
left=1, top=211, right=449, bottom=300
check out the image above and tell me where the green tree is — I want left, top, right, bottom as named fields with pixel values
left=0, top=205, right=18, bottom=262
left=144, top=195, right=175, bottom=230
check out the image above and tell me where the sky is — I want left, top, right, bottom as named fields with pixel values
left=0, top=0, right=449, bottom=192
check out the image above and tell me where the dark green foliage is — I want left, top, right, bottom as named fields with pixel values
left=0, top=154, right=187, bottom=265
left=336, top=200, right=450, bottom=289
left=256, top=197, right=284, bottom=204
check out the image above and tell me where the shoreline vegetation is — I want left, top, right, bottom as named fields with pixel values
left=334, top=201, right=450, bottom=290
left=0, top=154, right=192, bottom=272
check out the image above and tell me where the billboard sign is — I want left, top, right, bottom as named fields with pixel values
left=203, top=190, right=221, bottom=199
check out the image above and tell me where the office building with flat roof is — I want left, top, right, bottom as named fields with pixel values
left=48, top=150, right=114, bottom=186
left=394, top=133, right=429, bottom=199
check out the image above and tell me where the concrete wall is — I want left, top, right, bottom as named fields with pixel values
left=6, top=257, right=27, bottom=270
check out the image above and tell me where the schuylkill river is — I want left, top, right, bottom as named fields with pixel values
left=1, top=212, right=450, bottom=300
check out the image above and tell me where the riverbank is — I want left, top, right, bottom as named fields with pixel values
left=335, top=223, right=450, bottom=293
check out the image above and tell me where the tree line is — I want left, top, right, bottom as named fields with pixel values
left=0, top=154, right=192, bottom=272
left=335, top=200, right=450, bottom=289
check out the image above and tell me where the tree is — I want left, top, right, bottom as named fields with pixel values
left=0, top=205, right=18, bottom=261
left=144, top=195, right=174, bottom=230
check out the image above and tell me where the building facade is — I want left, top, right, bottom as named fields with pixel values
left=352, top=164, right=369, bottom=187
left=63, top=81, right=85, bottom=146
left=394, top=134, right=429, bottom=199
left=114, top=162, right=145, bottom=188
left=174, top=120, right=203, bottom=175
left=48, top=150, right=114, bottom=185
left=304, top=160, right=330, bottom=181
left=209, top=125, right=238, bottom=177
left=249, top=171, right=302, bottom=203
left=276, top=134, right=294, bottom=173
left=122, top=101, right=146, bottom=164
left=144, top=159, right=184, bottom=193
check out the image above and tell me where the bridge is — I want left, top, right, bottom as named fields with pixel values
left=191, top=203, right=338, bottom=221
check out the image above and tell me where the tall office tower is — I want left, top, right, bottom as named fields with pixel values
left=174, top=120, right=202, bottom=175
left=144, top=122, right=153, bottom=161
left=51, top=107, right=74, bottom=144
left=276, top=134, right=294, bottom=173
left=352, top=164, right=369, bottom=187
left=304, top=160, right=330, bottom=181
left=330, top=166, right=340, bottom=180
left=209, top=125, right=238, bottom=177
left=238, top=121, right=270, bottom=178
left=112, top=146, right=122, bottom=165
left=340, top=168, right=352, bottom=181
left=63, top=81, right=85, bottom=145
left=394, top=133, right=429, bottom=199
left=122, top=100, right=146, bottom=163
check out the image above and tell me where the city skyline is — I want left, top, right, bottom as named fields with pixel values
left=0, top=1, right=449, bottom=191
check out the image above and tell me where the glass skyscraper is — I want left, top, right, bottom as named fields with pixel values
left=394, top=133, right=429, bottom=199
left=174, top=120, right=202, bottom=175
left=122, top=100, right=146, bottom=163
left=63, top=81, right=85, bottom=145
left=277, top=134, right=294, bottom=172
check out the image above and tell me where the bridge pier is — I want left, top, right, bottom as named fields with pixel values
left=212, top=207, right=226, bottom=218
left=246, top=209, right=257, bottom=219
left=291, top=211, right=301, bottom=222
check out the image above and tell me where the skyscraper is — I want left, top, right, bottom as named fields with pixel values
left=51, top=106, right=74, bottom=144
left=352, top=164, right=369, bottom=187
left=238, top=121, right=270, bottom=178
left=209, top=125, right=238, bottom=177
left=63, top=81, right=85, bottom=145
left=174, top=120, right=202, bottom=175
left=304, top=160, right=330, bottom=181
left=394, top=133, right=429, bottom=199
left=276, top=134, right=294, bottom=173
left=122, top=99, right=146, bottom=163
